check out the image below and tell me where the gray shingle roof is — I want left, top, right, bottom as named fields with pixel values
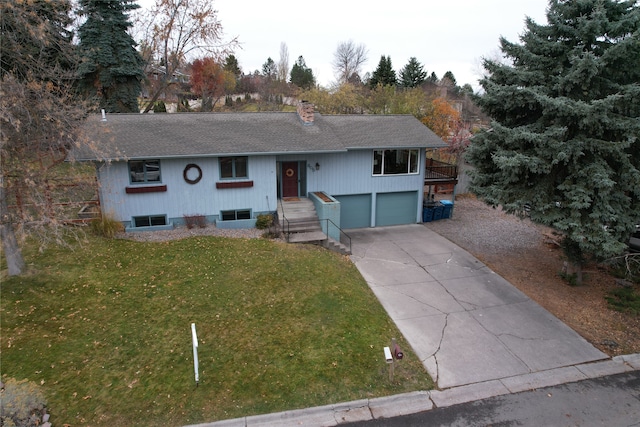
left=75, top=111, right=447, bottom=161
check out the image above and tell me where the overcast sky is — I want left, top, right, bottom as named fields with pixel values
left=139, top=0, right=551, bottom=90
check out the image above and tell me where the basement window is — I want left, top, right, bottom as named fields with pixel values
left=220, top=209, right=251, bottom=221
left=133, top=215, right=167, bottom=227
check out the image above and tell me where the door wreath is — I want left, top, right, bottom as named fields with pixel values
left=285, top=168, right=295, bottom=177
left=183, top=163, right=202, bottom=184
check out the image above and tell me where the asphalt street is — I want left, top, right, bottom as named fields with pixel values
left=343, top=371, right=640, bottom=427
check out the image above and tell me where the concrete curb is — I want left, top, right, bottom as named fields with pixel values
left=184, top=353, right=639, bottom=427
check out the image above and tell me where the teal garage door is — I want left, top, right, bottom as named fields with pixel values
left=375, top=191, right=418, bottom=226
left=334, top=194, right=372, bottom=229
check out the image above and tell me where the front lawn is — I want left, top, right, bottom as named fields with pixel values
left=1, top=235, right=432, bottom=426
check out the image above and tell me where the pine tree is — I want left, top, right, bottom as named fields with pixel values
left=442, top=71, right=457, bottom=87
left=77, top=0, right=144, bottom=113
left=1, top=0, right=76, bottom=80
left=290, top=56, right=315, bottom=89
left=399, top=57, right=427, bottom=88
left=262, top=57, right=277, bottom=79
left=224, top=55, right=242, bottom=80
left=369, top=55, right=397, bottom=88
left=466, top=0, right=640, bottom=280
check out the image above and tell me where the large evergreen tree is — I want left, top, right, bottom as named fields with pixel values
left=77, top=0, right=144, bottom=112
left=466, top=0, right=640, bottom=279
left=290, top=56, right=315, bottom=89
left=1, top=0, right=76, bottom=81
left=369, top=55, right=397, bottom=88
left=399, top=57, right=427, bottom=88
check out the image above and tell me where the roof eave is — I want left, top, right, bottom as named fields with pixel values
left=75, top=148, right=349, bottom=162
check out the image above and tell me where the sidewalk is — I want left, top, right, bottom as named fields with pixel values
left=185, top=355, right=639, bottom=426
left=186, top=224, right=637, bottom=427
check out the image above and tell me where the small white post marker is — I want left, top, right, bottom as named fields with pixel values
left=191, top=323, right=199, bottom=386
left=384, top=346, right=394, bottom=381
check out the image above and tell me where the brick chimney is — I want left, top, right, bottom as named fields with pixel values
left=297, top=101, right=315, bottom=125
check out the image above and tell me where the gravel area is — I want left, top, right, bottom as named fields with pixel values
left=425, top=196, right=549, bottom=255
left=116, top=225, right=274, bottom=243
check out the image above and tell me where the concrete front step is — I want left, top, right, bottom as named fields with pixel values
left=279, top=197, right=350, bottom=255
left=282, top=222, right=322, bottom=233
left=279, top=198, right=322, bottom=234
left=283, top=216, right=321, bottom=224
left=324, top=238, right=351, bottom=255
left=288, top=231, right=327, bottom=243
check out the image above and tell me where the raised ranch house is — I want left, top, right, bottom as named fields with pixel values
left=76, top=102, right=448, bottom=246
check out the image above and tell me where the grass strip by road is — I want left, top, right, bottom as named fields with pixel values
left=1, top=234, right=433, bottom=426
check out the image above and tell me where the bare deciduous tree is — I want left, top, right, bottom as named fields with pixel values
left=136, top=0, right=238, bottom=113
left=332, top=40, right=368, bottom=84
left=1, top=1, right=99, bottom=276
left=277, top=42, right=289, bottom=82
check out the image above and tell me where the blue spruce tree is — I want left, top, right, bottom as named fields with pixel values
left=466, top=0, right=640, bottom=282
left=77, top=0, right=144, bottom=112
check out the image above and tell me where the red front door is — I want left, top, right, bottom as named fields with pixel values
left=282, top=162, right=299, bottom=198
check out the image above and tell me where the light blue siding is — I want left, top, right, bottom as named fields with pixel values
left=279, top=150, right=425, bottom=196
left=97, top=156, right=277, bottom=226
left=280, top=149, right=425, bottom=227
left=99, top=148, right=426, bottom=229
left=309, top=192, right=341, bottom=240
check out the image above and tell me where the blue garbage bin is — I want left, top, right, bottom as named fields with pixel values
left=433, top=204, right=444, bottom=220
left=440, top=200, right=453, bottom=219
left=423, top=207, right=434, bottom=222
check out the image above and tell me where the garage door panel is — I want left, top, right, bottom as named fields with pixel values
left=334, top=194, right=371, bottom=229
left=376, top=191, right=418, bottom=226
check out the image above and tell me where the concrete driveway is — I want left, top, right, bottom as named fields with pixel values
left=348, top=224, right=607, bottom=389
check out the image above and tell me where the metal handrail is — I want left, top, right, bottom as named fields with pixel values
left=324, top=218, right=352, bottom=254
left=278, top=212, right=291, bottom=240
left=277, top=199, right=351, bottom=252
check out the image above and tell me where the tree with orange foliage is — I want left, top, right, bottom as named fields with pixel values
left=190, top=57, right=235, bottom=111
left=421, top=97, right=470, bottom=164
left=420, top=97, right=460, bottom=141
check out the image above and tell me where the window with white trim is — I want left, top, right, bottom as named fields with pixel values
left=373, top=149, right=419, bottom=175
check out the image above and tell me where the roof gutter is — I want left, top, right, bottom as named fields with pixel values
left=74, top=148, right=349, bottom=162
